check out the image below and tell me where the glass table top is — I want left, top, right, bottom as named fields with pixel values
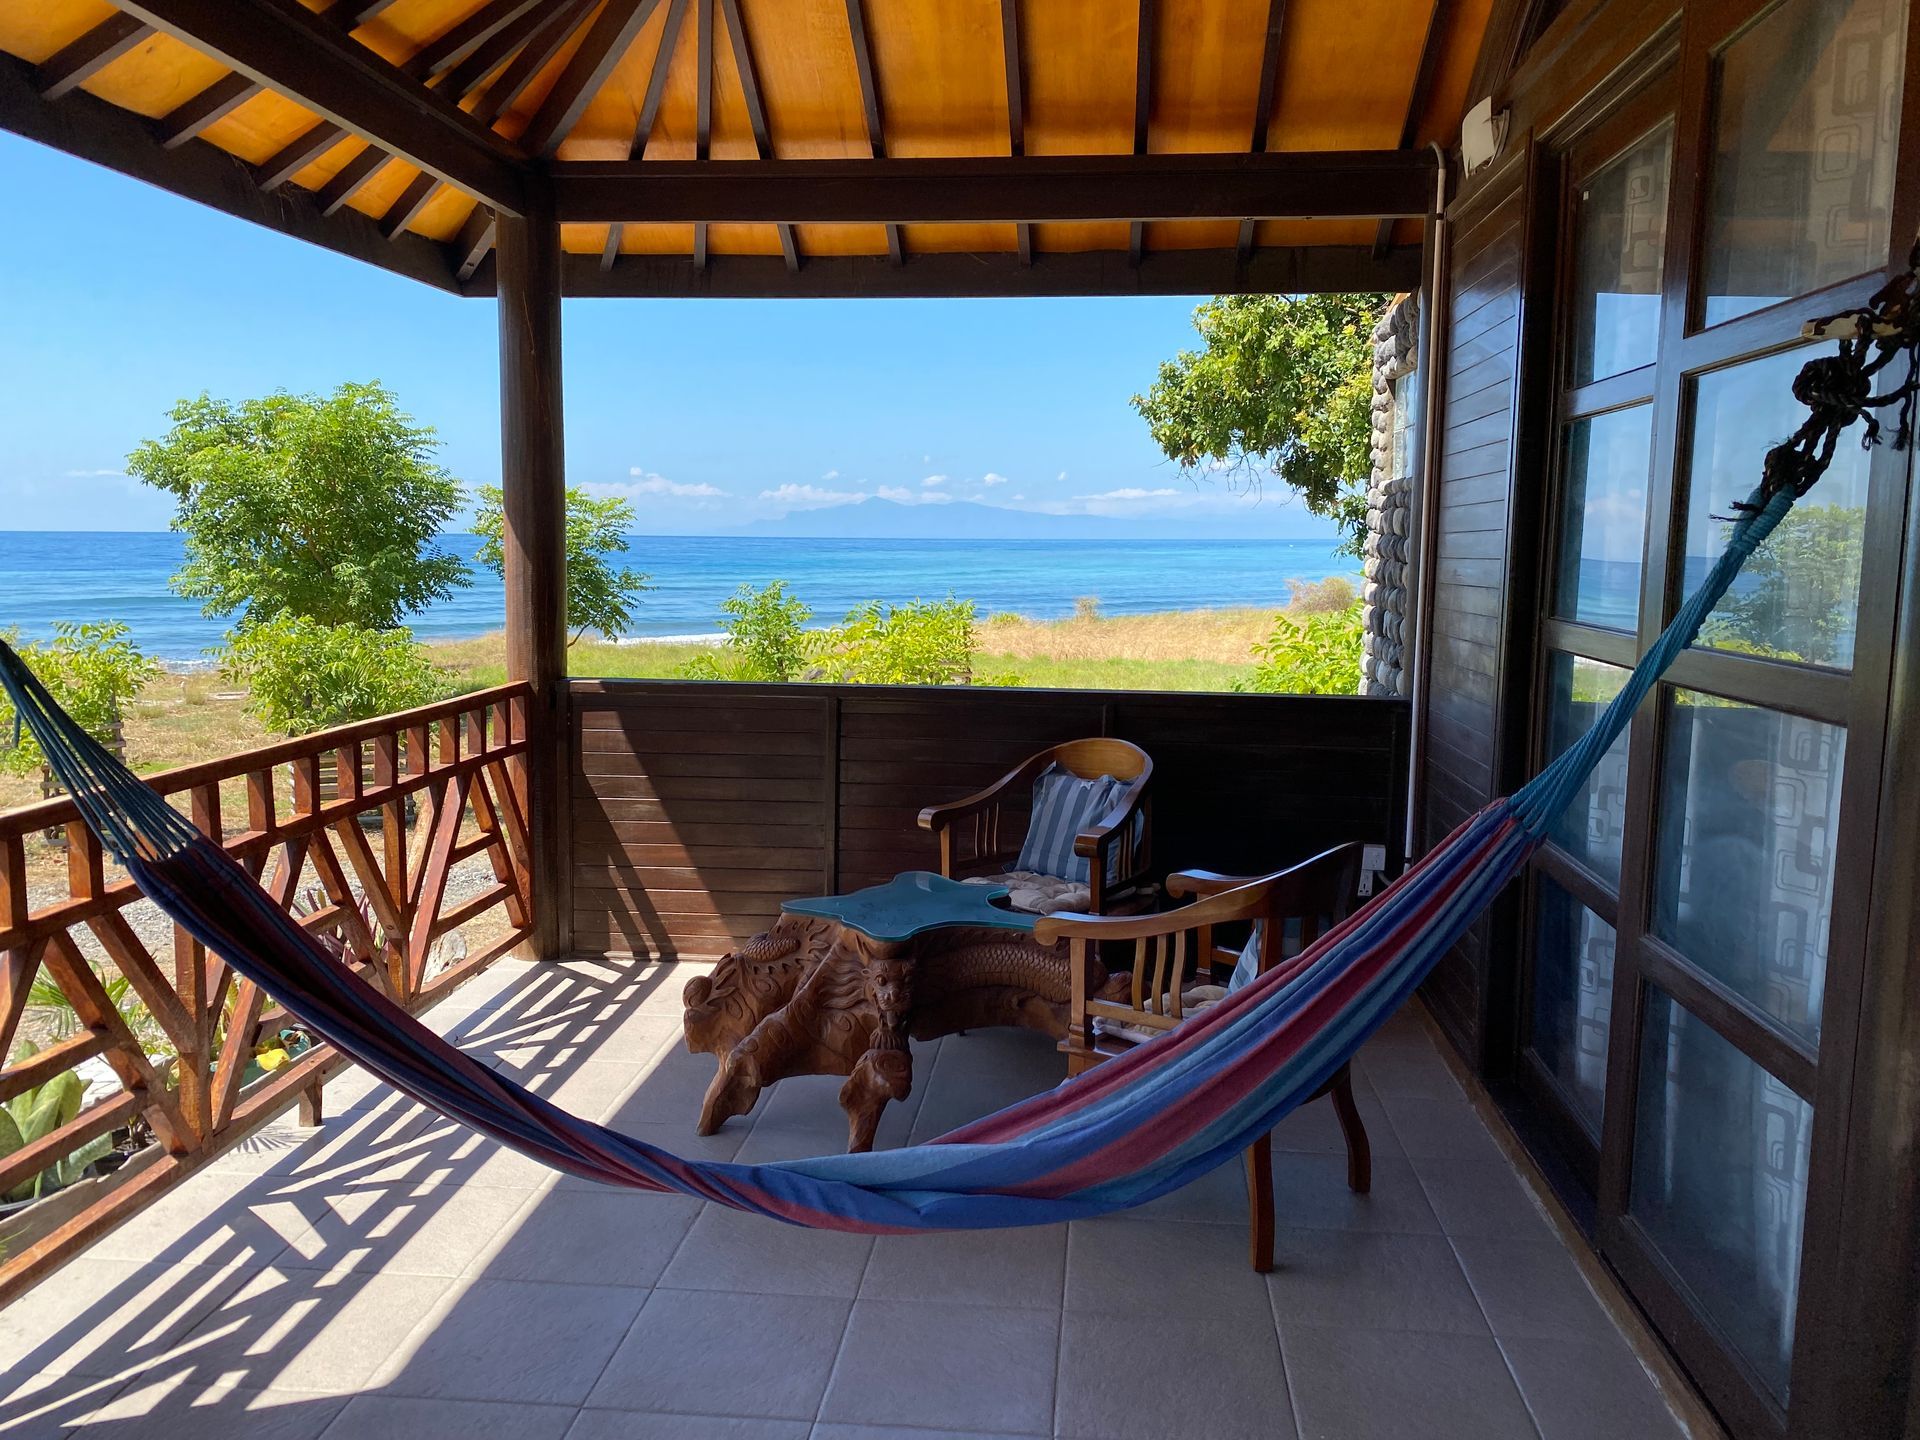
left=782, top=871, right=1037, bottom=943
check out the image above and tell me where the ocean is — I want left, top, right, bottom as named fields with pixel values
left=0, top=531, right=1370, bottom=665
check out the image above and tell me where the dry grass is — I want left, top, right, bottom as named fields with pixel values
left=977, top=605, right=1275, bottom=665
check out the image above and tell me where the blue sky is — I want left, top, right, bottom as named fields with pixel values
left=0, top=130, right=1338, bottom=540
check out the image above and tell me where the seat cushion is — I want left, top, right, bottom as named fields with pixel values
left=1015, top=766, right=1124, bottom=885
left=1094, top=984, right=1230, bottom=1046
left=962, top=870, right=1092, bottom=915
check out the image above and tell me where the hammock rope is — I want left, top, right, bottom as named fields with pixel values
left=3, top=257, right=1916, bottom=1233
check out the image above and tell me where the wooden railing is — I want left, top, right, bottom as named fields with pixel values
left=0, top=682, right=533, bottom=1303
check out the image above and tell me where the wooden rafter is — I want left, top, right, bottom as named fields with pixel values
left=1237, top=0, right=1287, bottom=261
left=694, top=0, right=713, bottom=269
left=115, top=0, right=529, bottom=212
left=552, top=151, right=1436, bottom=223
left=1129, top=0, right=1155, bottom=265
left=1372, top=0, right=1451, bottom=257
left=454, top=202, right=497, bottom=282
left=999, top=0, right=1030, bottom=264
left=520, top=0, right=663, bottom=158
left=604, top=0, right=691, bottom=270
left=36, top=14, right=148, bottom=101
left=842, top=0, right=901, bottom=263
left=716, top=0, right=797, bottom=271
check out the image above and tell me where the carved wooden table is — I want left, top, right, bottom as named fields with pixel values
left=681, top=872, right=1110, bottom=1152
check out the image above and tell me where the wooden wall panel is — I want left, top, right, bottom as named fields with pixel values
left=572, top=681, right=1411, bottom=960
left=1415, top=163, right=1528, bottom=1058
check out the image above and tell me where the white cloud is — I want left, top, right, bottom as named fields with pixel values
left=758, top=483, right=867, bottom=510
left=877, top=485, right=951, bottom=506
left=922, top=454, right=933, bottom=464
left=821, top=468, right=840, bottom=480
left=921, top=474, right=948, bottom=488
left=982, top=472, right=1010, bottom=486
left=1056, top=471, right=1068, bottom=483
left=64, top=468, right=125, bottom=478
left=616, top=469, right=727, bottom=498
left=1075, top=487, right=1180, bottom=501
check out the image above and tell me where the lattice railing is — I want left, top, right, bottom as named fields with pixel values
left=0, top=682, right=533, bottom=1302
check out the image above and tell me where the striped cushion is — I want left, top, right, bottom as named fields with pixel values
left=1016, top=766, right=1123, bottom=884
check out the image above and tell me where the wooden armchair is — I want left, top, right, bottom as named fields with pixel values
left=1034, top=842, right=1370, bottom=1271
left=916, top=738, right=1153, bottom=915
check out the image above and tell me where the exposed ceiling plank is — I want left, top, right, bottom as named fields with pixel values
left=843, top=0, right=902, bottom=262
left=552, top=151, right=1437, bottom=224
left=999, top=0, right=1030, bottom=264
left=37, top=14, right=149, bottom=101
left=519, top=0, right=664, bottom=158
left=715, top=0, right=797, bottom=271
left=605, top=0, right=691, bottom=262
left=114, top=0, right=530, bottom=212
left=1373, top=0, right=1451, bottom=256
left=409, top=0, right=548, bottom=79
left=1129, top=0, right=1154, bottom=264
left=694, top=0, right=712, bottom=269
left=0, top=51, right=460, bottom=292
left=552, top=241, right=1422, bottom=299
left=1236, top=0, right=1287, bottom=260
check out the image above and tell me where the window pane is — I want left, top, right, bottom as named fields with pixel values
left=1685, top=348, right=1871, bottom=668
left=1653, top=691, right=1842, bottom=1043
left=1555, top=407, right=1650, bottom=629
left=1701, top=0, right=1909, bottom=325
left=1530, top=878, right=1615, bottom=1135
left=1545, top=654, right=1632, bottom=885
left=1571, top=122, right=1673, bottom=385
left=1631, top=990, right=1811, bottom=1400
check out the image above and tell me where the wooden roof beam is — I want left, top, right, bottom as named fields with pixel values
left=116, top=0, right=531, bottom=213
left=999, top=0, right=1030, bottom=264
left=716, top=0, right=797, bottom=271
left=37, top=14, right=149, bottom=101
left=605, top=0, right=691, bottom=270
left=519, top=0, right=663, bottom=159
left=1237, top=0, right=1287, bottom=261
left=694, top=0, right=712, bottom=270
left=843, top=0, right=901, bottom=263
left=1372, top=0, right=1451, bottom=257
left=1129, top=0, right=1155, bottom=265
left=550, top=151, right=1437, bottom=224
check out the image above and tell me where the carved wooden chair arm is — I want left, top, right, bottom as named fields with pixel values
left=1165, top=869, right=1263, bottom=900
left=1032, top=878, right=1266, bottom=946
left=1070, top=775, right=1150, bottom=861
left=916, top=751, right=1053, bottom=834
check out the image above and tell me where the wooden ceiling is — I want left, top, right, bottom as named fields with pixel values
left=0, top=0, right=1495, bottom=295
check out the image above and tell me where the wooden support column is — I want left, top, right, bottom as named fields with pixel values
left=496, top=189, right=570, bottom=960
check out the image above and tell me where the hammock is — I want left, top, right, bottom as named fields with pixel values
left=4, top=268, right=1916, bottom=1235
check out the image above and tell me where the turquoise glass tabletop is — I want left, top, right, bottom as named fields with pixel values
left=782, top=871, right=1037, bottom=943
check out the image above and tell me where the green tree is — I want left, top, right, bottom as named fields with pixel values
left=470, top=485, right=653, bottom=644
left=1237, top=602, right=1365, bottom=695
left=0, top=623, right=160, bottom=777
left=127, top=382, right=469, bottom=631
left=1700, top=504, right=1864, bottom=667
left=222, top=614, right=450, bottom=735
left=1132, top=294, right=1388, bottom=556
left=680, top=581, right=814, bottom=681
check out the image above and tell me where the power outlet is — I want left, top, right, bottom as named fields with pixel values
left=1362, top=844, right=1388, bottom=873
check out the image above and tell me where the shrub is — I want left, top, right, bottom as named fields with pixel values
left=222, top=613, right=450, bottom=735
left=1072, top=595, right=1102, bottom=622
left=471, top=484, right=652, bottom=644
left=0, top=622, right=160, bottom=777
left=1285, top=575, right=1357, bottom=614
left=679, top=581, right=813, bottom=682
left=1238, top=601, right=1364, bottom=695
left=815, top=598, right=977, bottom=685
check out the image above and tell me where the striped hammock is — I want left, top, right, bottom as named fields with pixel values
left=3, top=276, right=1914, bottom=1235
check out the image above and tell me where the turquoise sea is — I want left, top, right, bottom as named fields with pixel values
left=0, top=531, right=1370, bottom=665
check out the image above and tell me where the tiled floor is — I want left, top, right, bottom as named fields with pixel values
left=0, top=956, right=1691, bottom=1440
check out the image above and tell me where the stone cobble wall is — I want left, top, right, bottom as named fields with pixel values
left=1362, top=295, right=1418, bottom=698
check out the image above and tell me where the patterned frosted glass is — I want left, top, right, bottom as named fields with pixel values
left=1530, top=878, right=1615, bottom=1135
left=1571, top=123, right=1672, bottom=385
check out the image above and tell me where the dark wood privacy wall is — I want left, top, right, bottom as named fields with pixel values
left=570, top=680, right=1410, bottom=960
left=1415, top=155, right=1530, bottom=1061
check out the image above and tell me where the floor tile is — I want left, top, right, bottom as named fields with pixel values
left=1269, top=1087, right=1401, bottom=1160
left=569, top=1414, right=809, bottom=1440
left=375, top=1278, right=646, bottom=1404
left=60, top=1377, right=348, bottom=1438
left=861, top=1222, right=1066, bottom=1309
left=1356, top=1036, right=1465, bottom=1099
left=170, top=1267, right=455, bottom=1395
left=812, top=1428, right=1046, bottom=1440
left=209, top=1102, right=439, bottom=1185
left=1452, top=1234, right=1613, bottom=1341
left=1271, top=1152, right=1441, bottom=1234
left=1067, top=1216, right=1274, bottom=1324
left=1264, top=1227, right=1486, bottom=1335
left=602, top=1044, right=753, bottom=1130
left=0, top=1256, right=255, bottom=1383
left=1377, top=1093, right=1503, bottom=1163
left=82, top=1171, right=330, bottom=1271
left=819, top=1299, right=1059, bottom=1435
left=1502, top=1334, right=1687, bottom=1440
left=658, top=1202, right=874, bottom=1298
left=587, top=1289, right=849, bottom=1419
left=1281, top=1324, right=1538, bottom=1440
left=276, top=1177, right=537, bottom=1279
left=476, top=1188, right=701, bottom=1288
left=319, top=1394, right=576, bottom=1440
left=1412, top=1155, right=1557, bottom=1242
left=1056, top=1309, right=1294, bottom=1440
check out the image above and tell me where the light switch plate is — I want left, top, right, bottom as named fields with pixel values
left=1362, top=844, right=1388, bottom=873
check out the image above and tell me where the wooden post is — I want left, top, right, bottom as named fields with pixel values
left=496, top=190, right=570, bottom=961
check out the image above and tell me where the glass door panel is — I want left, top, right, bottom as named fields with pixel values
left=1630, top=989, right=1813, bottom=1401
left=1571, top=122, right=1675, bottom=384
left=1651, top=691, right=1842, bottom=1044
left=1530, top=878, right=1617, bottom=1135
left=1700, top=0, right=1910, bottom=326
left=1554, top=406, right=1653, bottom=630
left=1544, top=654, right=1633, bottom=884
left=1685, top=348, right=1874, bottom=667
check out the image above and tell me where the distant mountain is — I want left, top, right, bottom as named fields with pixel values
left=722, top=497, right=1316, bottom=541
